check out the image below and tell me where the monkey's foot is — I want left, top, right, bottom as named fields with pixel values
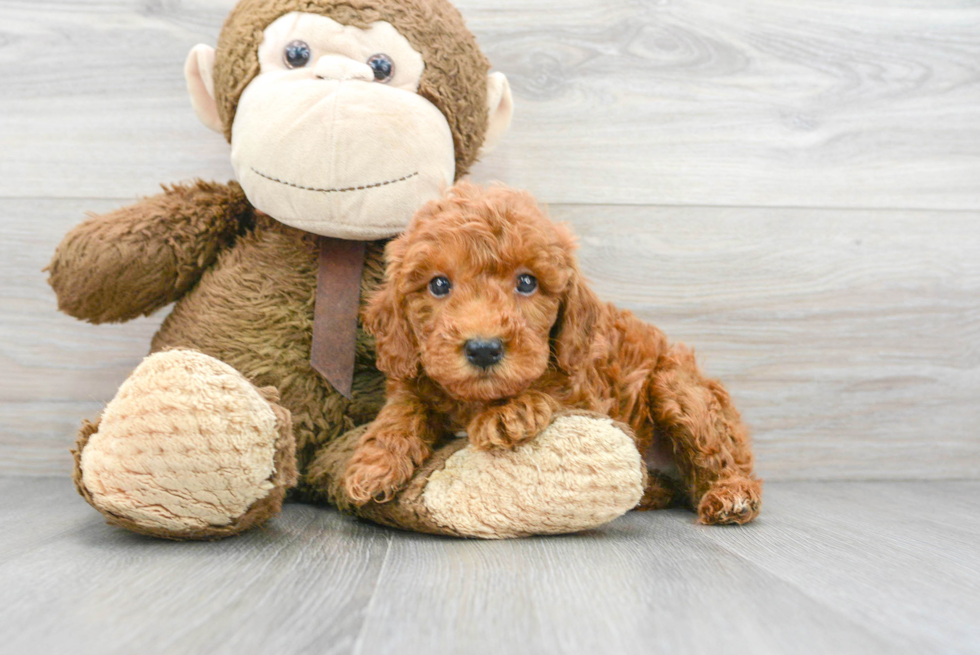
left=310, top=411, right=645, bottom=539
left=74, top=349, right=297, bottom=540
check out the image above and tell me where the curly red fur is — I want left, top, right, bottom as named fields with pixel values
left=343, top=183, right=762, bottom=524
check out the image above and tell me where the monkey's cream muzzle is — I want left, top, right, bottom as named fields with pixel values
left=184, top=11, right=513, bottom=240
left=231, top=71, right=455, bottom=239
left=186, top=11, right=512, bottom=240
left=228, top=13, right=455, bottom=240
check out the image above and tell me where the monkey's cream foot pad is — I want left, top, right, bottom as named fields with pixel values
left=75, top=349, right=297, bottom=540
left=421, top=413, right=646, bottom=539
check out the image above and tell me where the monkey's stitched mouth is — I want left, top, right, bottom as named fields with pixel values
left=250, top=168, right=420, bottom=194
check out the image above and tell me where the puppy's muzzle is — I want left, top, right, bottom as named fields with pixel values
left=464, top=338, right=504, bottom=369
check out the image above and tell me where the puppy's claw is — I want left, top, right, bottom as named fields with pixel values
left=343, top=476, right=397, bottom=507
left=468, top=411, right=525, bottom=451
left=467, top=391, right=559, bottom=451
left=697, top=477, right=762, bottom=525
left=343, top=458, right=410, bottom=507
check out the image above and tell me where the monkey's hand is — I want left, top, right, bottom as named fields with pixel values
left=46, top=180, right=252, bottom=324
left=467, top=390, right=561, bottom=451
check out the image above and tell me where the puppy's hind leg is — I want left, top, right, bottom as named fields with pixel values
left=635, top=470, right=683, bottom=511
left=650, top=344, right=762, bottom=525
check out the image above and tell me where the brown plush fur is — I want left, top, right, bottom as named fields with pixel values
left=45, top=181, right=253, bottom=324
left=344, top=183, right=763, bottom=524
left=48, top=178, right=389, bottom=490
left=215, top=0, right=491, bottom=176
left=149, top=209, right=389, bottom=478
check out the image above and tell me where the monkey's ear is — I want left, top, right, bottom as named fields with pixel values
left=478, top=72, right=514, bottom=157
left=185, top=44, right=223, bottom=134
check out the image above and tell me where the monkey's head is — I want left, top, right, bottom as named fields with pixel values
left=185, top=0, right=512, bottom=240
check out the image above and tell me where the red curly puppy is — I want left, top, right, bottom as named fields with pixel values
left=343, top=183, right=762, bottom=525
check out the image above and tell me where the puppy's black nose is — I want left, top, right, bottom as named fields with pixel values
left=464, top=338, right=504, bottom=369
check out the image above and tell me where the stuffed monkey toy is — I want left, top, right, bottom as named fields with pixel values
left=48, top=0, right=650, bottom=540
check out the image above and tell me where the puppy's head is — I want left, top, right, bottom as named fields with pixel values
left=365, top=182, right=601, bottom=402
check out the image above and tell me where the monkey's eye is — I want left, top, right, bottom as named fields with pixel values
left=516, top=273, right=538, bottom=296
left=428, top=276, right=452, bottom=297
left=284, top=41, right=312, bottom=69
left=367, top=53, right=395, bottom=83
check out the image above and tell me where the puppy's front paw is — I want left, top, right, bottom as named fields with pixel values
left=468, top=392, right=559, bottom=451
left=343, top=439, right=417, bottom=506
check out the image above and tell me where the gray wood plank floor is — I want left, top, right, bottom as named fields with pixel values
left=1, top=477, right=977, bottom=655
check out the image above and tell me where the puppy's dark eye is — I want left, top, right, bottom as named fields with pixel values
left=516, top=273, right=538, bottom=295
left=429, top=276, right=452, bottom=297
left=367, top=53, right=395, bottom=83
left=284, top=41, right=312, bottom=69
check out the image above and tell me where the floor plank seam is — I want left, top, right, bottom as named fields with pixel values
left=698, top=531, right=920, bottom=652
left=147, top=517, right=312, bottom=653
left=349, top=530, right=394, bottom=655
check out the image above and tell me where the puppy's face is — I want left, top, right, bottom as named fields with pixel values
left=368, top=185, right=578, bottom=402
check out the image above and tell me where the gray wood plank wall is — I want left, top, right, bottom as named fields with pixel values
left=1, top=0, right=978, bottom=480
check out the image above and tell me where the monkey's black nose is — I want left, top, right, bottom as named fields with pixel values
left=464, top=338, right=504, bottom=369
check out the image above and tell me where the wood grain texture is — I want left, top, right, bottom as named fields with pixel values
left=356, top=480, right=980, bottom=654
left=2, top=478, right=977, bottom=654
left=557, top=204, right=980, bottom=481
left=4, top=199, right=977, bottom=479
left=357, top=534, right=901, bottom=654
left=467, top=0, right=980, bottom=209
left=0, top=476, right=391, bottom=655
left=0, top=0, right=978, bottom=208
left=0, top=198, right=165, bottom=476
left=2, top=198, right=978, bottom=479
left=696, top=481, right=980, bottom=654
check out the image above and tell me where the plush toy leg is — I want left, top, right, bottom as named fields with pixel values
left=73, top=349, right=298, bottom=540
left=306, top=411, right=646, bottom=539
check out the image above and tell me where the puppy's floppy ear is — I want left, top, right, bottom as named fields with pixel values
left=551, top=230, right=605, bottom=372
left=363, top=242, right=420, bottom=380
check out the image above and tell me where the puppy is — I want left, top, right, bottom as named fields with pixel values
left=343, top=183, right=762, bottom=525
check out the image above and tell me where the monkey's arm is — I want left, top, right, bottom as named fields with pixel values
left=47, top=180, right=253, bottom=324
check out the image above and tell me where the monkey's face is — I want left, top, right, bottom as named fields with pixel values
left=188, top=7, right=513, bottom=240
left=230, top=13, right=456, bottom=239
